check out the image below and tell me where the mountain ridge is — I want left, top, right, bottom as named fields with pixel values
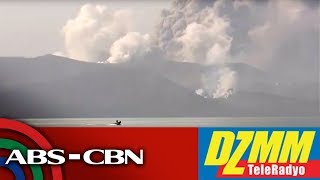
left=0, top=55, right=318, bottom=118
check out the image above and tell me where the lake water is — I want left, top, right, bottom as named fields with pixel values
left=19, top=117, right=320, bottom=127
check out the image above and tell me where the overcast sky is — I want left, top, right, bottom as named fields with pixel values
left=0, top=1, right=170, bottom=57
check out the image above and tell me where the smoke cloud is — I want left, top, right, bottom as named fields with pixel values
left=107, top=32, right=152, bottom=64
left=232, top=0, right=319, bottom=85
left=157, top=0, right=232, bottom=65
left=157, top=0, right=237, bottom=98
left=243, top=0, right=317, bottom=68
left=59, top=0, right=319, bottom=99
left=196, top=67, right=237, bottom=99
left=62, top=4, right=132, bottom=62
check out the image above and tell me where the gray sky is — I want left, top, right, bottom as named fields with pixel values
left=0, top=1, right=170, bottom=57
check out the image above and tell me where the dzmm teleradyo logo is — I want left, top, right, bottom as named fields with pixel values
left=199, top=128, right=320, bottom=179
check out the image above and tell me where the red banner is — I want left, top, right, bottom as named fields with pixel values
left=0, top=125, right=198, bottom=180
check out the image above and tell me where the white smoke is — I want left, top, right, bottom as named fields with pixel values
left=176, top=21, right=232, bottom=65
left=58, top=0, right=318, bottom=99
left=52, top=51, right=65, bottom=57
left=157, top=0, right=237, bottom=98
left=240, top=0, right=318, bottom=69
left=233, top=0, right=252, bottom=10
left=196, top=67, right=237, bottom=99
left=107, top=32, right=152, bottom=64
left=61, top=1, right=238, bottom=99
left=213, top=68, right=237, bottom=98
left=157, top=0, right=232, bottom=65
left=62, top=4, right=132, bottom=62
left=61, top=4, right=154, bottom=64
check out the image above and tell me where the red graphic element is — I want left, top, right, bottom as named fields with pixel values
left=0, top=121, right=198, bottom=180
left=217, top=160, right=320, bottom=178
left=39, top=127, right=198, bottom=180
left=0, top=168, right=14, bottom=180
left=0, top=118, right=63, bottom=180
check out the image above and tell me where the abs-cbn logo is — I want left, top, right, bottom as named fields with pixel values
left=6, top=149, right=144, bottom=165
left=0, top=118, right=143, bottom=180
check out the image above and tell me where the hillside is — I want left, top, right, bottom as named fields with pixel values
left=0, top=55, right=318, bottom=118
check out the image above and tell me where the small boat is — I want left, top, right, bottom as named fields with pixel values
left=109, top=120, right=122, bottom=126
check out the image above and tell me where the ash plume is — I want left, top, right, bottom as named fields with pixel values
left=62, top=4, right=132, bottom=62
left=242, top=0, right=319, bottom=71
left=157, top=0, right=237, bottom=98
left=58, top=0, right=319, bottom=99
left=157, top=0, right=232, bottom=65
left=196, top=67, right=237, bottom=99
left=107, top=32, right=152, bottom=64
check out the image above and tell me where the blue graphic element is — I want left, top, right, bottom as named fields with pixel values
left=198, top=127, right=320, bottom=180
left=0, top=157, right=25, bottom=180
